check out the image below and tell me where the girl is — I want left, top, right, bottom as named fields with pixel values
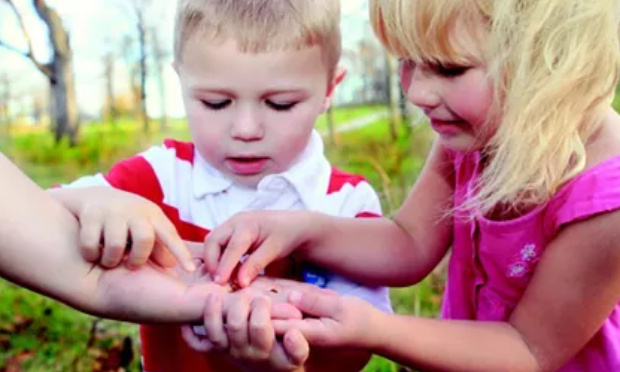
left=205, top=0, right=620, bottom=371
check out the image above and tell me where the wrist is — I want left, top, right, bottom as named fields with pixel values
left=296, top=211, right=330, bottom=260
left=363, top=307, right=392, bottom=353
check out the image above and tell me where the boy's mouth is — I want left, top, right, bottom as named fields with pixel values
left=225, top=156, right=269, bottom=176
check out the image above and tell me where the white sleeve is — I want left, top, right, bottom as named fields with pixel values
left=326, top=274, right=393, bottom=313
left=62, top=173, right=111, bottom=188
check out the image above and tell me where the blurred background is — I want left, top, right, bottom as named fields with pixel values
left=0, top=0, right=442, bottom=371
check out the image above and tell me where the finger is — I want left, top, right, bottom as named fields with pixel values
left=80, top=227, right=103, bottom=264
left=203, top=224, right=233, bottom=280
left=215, top=224, right=261, bottom=286
left=282, top=329, right=310, bottom=367
left=79, top=209, right=104, bottom=262
left=271, top=303, right=303, bottom=320
left=272, top=318, right=328, bottom=345
left=101, top=220, right=129, bottom=268
left=226, top=295, right=251, bottom=354
left=125, top=218, right=155, bottom=268
left=181, top=325, right=214, bottom=352
left=249, top=297, right=274, bottom=357
left=288, top=291, right=342, bottom=318
left=184, top=241, right=206, bottom=259
left=151, top=242, right=178, bottom=268
left=154, top=218, right=195, bottom=272
left=237, top=235, right=284, bottom=288
left=203, top=293, right=229, bottom=350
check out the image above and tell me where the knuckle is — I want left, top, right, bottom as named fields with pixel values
left=249, top=318, right=269, bottom=332
left=225, top=319, right=245, bottom=333
left=132, top=229, right=155, bottom=247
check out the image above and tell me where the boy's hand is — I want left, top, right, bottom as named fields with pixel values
left=204, top=210, right=316, bottom=288
left=182, top=281, right=309, bottom=371
left=52, top=187, right=195, bottom=271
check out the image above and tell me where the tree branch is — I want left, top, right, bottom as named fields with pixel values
left=0, top=0, right=53, bottom=78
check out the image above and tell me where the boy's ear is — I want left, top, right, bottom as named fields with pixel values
left=322, top=66, right=347, bottom=112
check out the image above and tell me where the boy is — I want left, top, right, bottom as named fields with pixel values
left=52, top=0, right=391, bottom=371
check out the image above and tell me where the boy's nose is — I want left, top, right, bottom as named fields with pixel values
left=231, top=107, right=264, bottom=142
left=405, top=69, right=441, bottom=111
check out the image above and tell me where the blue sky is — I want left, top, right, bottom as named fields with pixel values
left=0, top=0, right=377, bottom=118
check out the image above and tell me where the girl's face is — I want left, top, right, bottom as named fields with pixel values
left=400, top=58, right=495, bottom=152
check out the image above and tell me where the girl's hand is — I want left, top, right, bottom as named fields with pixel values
left=272, top=287, right=381, bottom=349
left=203, top=210, right=317, bottom=288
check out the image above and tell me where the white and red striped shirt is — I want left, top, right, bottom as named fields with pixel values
left=67, top=131, right=391, bottom=372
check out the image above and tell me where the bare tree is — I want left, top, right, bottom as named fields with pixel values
left=120, top=34, right=141, bottom=120
left=385, top=52, right=401, bottom=141
left=150, top=27, right=168, bottom=131
left=129, top=0, right=152, bottom=133
left=0, top=0, right=80, bottom=144
left=325, top=105, right=339, bottom=146
left=102, top=37, right=118, bottom=126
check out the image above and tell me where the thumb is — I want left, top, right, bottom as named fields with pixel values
left=271, top=302, right=303, bottom=320
left=288, top=290, right=342, bottom=318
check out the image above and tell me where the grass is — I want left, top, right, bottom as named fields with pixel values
left=0, top=104, right=441, bottom=372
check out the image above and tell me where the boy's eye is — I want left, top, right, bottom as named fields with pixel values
left=266, top=101, right=297, bottom=111
left=201, top=99, right=231, bottom=110
left=433, top=63, right=469, bottom=78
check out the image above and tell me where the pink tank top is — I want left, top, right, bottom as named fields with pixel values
left=443, top=151, right=620, bottom=371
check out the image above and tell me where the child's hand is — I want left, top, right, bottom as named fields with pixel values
left=272, top=286, right=380, bottom=350
left=59, top=187, right=195, bottom=271
left=182, top=280, right=309, bottom=371
left=204, top=210, right=315, bottom=288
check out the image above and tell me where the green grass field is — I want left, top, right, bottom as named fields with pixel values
left=0, top=104, right=442, bottom=372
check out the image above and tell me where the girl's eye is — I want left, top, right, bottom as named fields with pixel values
left=433, top=64, right=469, bottom=78
left=201, top=100, right=231, bottom=110
left=266, top=101, right=297, bottom=111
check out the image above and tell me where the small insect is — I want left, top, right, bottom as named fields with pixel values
left=229, top=264, right=242, bottom=292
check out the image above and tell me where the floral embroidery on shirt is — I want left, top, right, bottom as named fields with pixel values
left=507, top=243, right=538, bottom=278
left=520, top=244, right=537, bottom=262
left=508, top=262, right=528, bottom=278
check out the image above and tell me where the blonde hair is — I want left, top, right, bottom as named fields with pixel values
left=371, top=0, right=620, bottom=214
left=174, top=0, right=341, bottom=77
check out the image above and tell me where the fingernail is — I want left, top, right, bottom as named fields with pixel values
left=213, top=275, right=222, bottom=284
left=289, top=291, right=302, bottom=304
left=186, top=261, right=196, bottom=272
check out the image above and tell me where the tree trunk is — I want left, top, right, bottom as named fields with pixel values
left=326, top=105, right=338, bottom=146
left=385, top=52, right=400, bottom=142
left=34, top=0, right=79, bottom=145
left=50, top=55, right=79, bottom=144
left=137, top=12, right=149, bottom=133
left=151, top=30, right=168, bottom=132
left=104, top=53, right=118, bottom=126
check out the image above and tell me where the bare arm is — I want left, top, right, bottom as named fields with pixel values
left=0, top=154, right=214, bottom=323
left=366, top=209, right=620, bottom=371
left=298, top=140, right=454, bottom=286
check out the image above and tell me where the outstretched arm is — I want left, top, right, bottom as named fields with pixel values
left=207, top=140, right=455, bottom=287
left=0, top=153, right=216, bottom=323
left=274, top=208, right=620, bottom=372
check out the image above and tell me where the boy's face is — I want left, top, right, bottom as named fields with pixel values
left=175, top=38, right=339, bottom=187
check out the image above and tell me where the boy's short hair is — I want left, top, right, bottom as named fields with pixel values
left=174, top=0, right=341, bottom=77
